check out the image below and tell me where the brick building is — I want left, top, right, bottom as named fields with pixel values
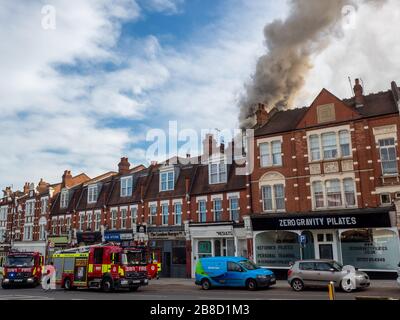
left=248, top=80, right=400, bottom=273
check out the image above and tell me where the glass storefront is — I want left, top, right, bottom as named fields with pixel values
left=340, top=228, right=400, bottom=270
left=255, top=231, right=301, bottom=267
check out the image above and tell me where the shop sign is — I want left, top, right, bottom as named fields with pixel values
left=104, top=232, right=133, bottom=242
left=148, top=231, right=186, bottom=240
left=76, top=232, right=102, bottom=244
left=47, top=236, right=68, bottom=245
left=252, top=212, right=392, bottom=231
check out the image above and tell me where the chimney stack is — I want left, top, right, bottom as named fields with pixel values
left=354, top=78, right=365, bottom=107
left=203, top=134, right=217, bottom=158
left=62, top=170, right=73, bottom=188
left=391, top=81, right=400, bottom=103
left=37, top=179, right=49, bottom=194
left=23, top=182, right=30, bottom=194
left=255, top=103, right=269, bottom=126
left=118, top=157, right=131, bottom=175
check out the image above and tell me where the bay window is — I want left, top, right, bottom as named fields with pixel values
left=308, top=129, right=352, bottom=161
left=312, top=178, right=356, bottom=209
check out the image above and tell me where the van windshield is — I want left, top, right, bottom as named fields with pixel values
left=238, top=260, right=259, bottom=270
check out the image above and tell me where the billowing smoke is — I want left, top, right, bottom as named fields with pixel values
left=239, top=0, right=386, bottom=128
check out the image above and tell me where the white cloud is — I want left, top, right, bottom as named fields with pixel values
left=140, top=0, right=184, bottom=14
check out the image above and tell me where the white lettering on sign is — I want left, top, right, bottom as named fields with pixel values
left=279, top=216, right=357, bottom=228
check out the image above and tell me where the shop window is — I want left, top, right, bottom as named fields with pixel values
left=255, top=231, right=301, bottom=268
left=380, top=193, right=391, bottom=206
left=198, top=241, right=212, bottom=258
left=317, top=234, right=324, bottom=242
left=326, top=234, right=333, bottom=242
left=340, top=229, right=400, bottom=270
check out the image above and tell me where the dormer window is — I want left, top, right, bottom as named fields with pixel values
left=60, top=190, right=69, bottom=209
left=88, top=185, right=98, bottom=204
left=160, top=171, right=174, bottom=192
left=121, top=176, right=133, bottom=197
left=209, top=163, right=227, bottom=184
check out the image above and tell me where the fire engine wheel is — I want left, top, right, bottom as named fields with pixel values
left=64, top=278, right=74, bottom=291
left=101, top=277, right=114, bottom=293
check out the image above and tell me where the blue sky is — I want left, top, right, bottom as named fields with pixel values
left=0, top=0, right=399, bottom=190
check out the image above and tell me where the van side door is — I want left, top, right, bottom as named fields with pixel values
left=225, top=262, right=245, bottom=287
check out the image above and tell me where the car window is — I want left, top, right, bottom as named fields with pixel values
left=299, top=262, right=315, bottom=270
left=315, top=262, right=333, bottom=271
left=227, top=262, right=242, bottom=272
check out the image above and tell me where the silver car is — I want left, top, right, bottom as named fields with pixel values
left=287, top=259, right=370, bottom=293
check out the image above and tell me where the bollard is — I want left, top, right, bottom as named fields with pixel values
left=328, top=281, right=336, bottom=300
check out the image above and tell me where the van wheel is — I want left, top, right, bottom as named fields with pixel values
left=101, top=277, right=114, bottom=293
left=201, top=279, right=211, bottom=290
left=246, top=279, right=258, bottom=291
left=291, top=279, right=304, bottom=292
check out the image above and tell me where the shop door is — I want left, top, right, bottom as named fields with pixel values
left=314, top=232, right=336, bottom=260
left=162, top=252, right=171, bottom=278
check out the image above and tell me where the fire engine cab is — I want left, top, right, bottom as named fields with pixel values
left=1, top=251, right=44, bottom=289
left=52, top=243, right=148, bottom=292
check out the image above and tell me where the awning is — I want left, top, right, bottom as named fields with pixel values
left=251, top=207, right=395, bottom=231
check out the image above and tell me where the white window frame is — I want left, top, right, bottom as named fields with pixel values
left=212, top=198, right=223, bottom=222
left=149, top=204, right=157, bottom=225
left=23, top=224, right=33, bottom=241
left=310, top=175, right=357, bottom=210
left=198, top=200, right=207, bottom=223
left=121, top=176, right=133, bottom=197
left=306, top=125, right=352, bottom=162
left=94, top=210, right=101, bottom=231
left=110, top=208, right=118, bottom=229
left=228, top=196, right=240, bottom=222
left=161, top=203, right=169, bottom=226
left=86, top=212, right=92, bottom=231
left=208, top=162, right=227, bottom=185
left=40, top=197, right=48, bottom=215
left=121, top=207, right=128, bottom=229
left=261, top=184, right=285, bottom=212
left=87, top=185, right=98, bottom=204
left=130, top=205, right=138, bottom=226
left=60, top=190, right=69, bottom=209
left=173, top=202, right=182, bottom=225
left=378, top=138, right=398, bottom=176
left=78, top=212, right=85, bottom=231
left=160, top=171, right=175, bottom=192
left=66, top=215, right=72, bottom=231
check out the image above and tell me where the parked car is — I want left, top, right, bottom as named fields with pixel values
left=195, top=256, right=276, bottom=291
left=288, top=259, right=370, bottom=293
left=397, top=262, right=400, bottom=286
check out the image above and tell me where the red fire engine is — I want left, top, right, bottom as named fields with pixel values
left=52, top=243, right=148, bottom=292
left=122, top=246, right=158, bottom=280
left=1, top=251, right=44, bottom=289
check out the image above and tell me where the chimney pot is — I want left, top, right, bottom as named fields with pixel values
left=62, top=170, right=73, bottom=188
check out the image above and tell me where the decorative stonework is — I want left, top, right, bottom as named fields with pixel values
left=324, top=161, right=339, bottom=173
left=309, top=163, right=321, bottom=175
left=317, top=103, right=335, bottom=123
left=341, top=160, right=354, bottom=172
left=373, top=125, right=397, bottom=136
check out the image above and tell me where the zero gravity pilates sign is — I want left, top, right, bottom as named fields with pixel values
left=251, top=212, right=392, bottom=231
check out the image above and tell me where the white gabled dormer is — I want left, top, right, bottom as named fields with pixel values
left=87, top=184, right=99, bottom=204
left=120, top=176, right=133, bottom=197
left=60, top=188, right=69, bottom=209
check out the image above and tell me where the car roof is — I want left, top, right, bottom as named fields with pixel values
left=199, top=256, right=247, bottom=263
left=296, top=259, right=336, bottom=263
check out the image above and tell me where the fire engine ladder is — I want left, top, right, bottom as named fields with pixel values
left=53, top=242, right=117, bottom=255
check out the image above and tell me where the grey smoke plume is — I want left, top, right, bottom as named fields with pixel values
left=239, top=0, right=386, bottom=129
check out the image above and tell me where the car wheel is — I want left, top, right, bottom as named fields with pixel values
left=101, top=277, right=114, bottom=293
left=341, top=279, right=353, bottom=293
left=201, top=279, right=211, bottom=290
left=291, top=279, right=304, bottom=292
left=246, top=279, right=258, bottom=291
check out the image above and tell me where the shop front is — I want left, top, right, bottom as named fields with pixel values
left=251, top=208, right=400, bottom=272
left=147, top=226, right=187, bottom=278
left=189, top=222, right=248, bottom=278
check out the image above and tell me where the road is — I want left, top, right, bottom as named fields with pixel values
left=0, top=279, right=399, bottom=300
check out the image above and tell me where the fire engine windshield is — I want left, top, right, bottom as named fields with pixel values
left=124, top=251, right=146, bottom=265
left=5, top=256, right=34, bottom=267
